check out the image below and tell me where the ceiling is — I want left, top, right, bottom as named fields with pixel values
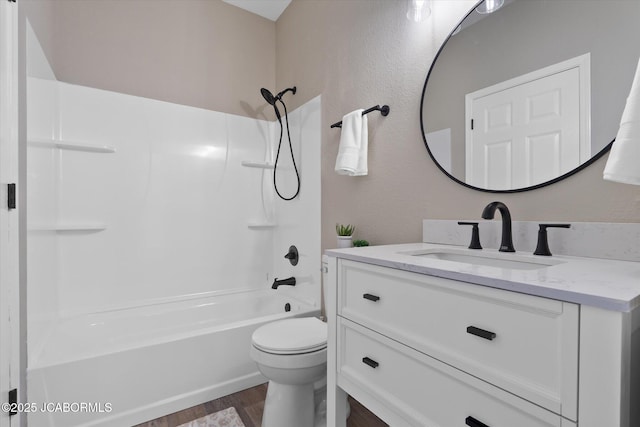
left=222, top=0, right=292, bottom=21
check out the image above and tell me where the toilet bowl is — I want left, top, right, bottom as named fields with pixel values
left=250, top=317, right=329, bottom=427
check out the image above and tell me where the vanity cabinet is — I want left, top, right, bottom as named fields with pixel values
left=325, top=255, right=640, bottom=427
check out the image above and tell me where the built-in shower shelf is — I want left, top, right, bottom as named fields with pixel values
left=241, top=161, right=274, bottom=169
left=28, top=223, right=107, bottom=232
left=28, top=138, right=116, bottom=153
left=247, top=222, right=277, bottom=229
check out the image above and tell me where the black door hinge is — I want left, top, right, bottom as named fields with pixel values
left=8, top=0, right=17, bottom=3
left=471, top=119, right=474, bottom=130
left=7, top=183, right=15, bottom=210
left=8, top=388, right=17, bottom=416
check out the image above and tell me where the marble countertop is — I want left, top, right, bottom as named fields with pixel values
left=325, top=243, right=640, bottom=312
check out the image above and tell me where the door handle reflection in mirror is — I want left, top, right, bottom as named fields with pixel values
left=362, top=357, right=379, bottom=369
left=466, top=416, right=490, bottom=427
left=363, top=293, right=380, bottom=302
left=466, top=326, right=496, bottom=341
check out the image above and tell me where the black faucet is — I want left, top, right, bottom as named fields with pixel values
left=481, top=201, right=515, bottom=252
left=272, top=276, right=296, bottom=289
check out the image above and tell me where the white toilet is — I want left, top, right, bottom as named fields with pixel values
left=251, top=316, right=329, bottom=427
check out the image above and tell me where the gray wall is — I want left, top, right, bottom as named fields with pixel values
left=22, top=0, right=276, bottom=119
left=22, top=0, right=640, bottom=253
left=423, top=0, right=640, bottom=179
left=275, top=0, right=640, bottom=251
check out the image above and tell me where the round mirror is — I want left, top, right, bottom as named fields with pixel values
left=421, top=0, right=640, bottom=192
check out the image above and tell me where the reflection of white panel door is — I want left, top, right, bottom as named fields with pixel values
left=466, top=55, right=590, bottom=189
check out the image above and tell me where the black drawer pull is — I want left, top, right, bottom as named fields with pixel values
left=466, top=326, right=496, bottom=341
left=363, top=293, right=380, bottom=302
left=466, top=416, right=490, bottom=427
left=362, top=357, right=379, bottom=369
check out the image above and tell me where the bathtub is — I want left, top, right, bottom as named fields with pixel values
left=27, top=289, right=319, bottom=427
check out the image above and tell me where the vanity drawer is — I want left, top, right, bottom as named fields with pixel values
left=337, top=260, right=578, bottom=420
left=338, top=318, right=575, bottom=427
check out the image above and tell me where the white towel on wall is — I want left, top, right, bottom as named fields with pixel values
left=604, top=57, right=640, bottom=185
left=335, top=109, right=368, bottom=176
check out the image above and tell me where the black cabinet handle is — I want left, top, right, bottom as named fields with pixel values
left=466, top=416, right=490, bottom=427
left=363, top=293, right=380, bottom=302
left=466, top=326, right=496, bottom=341
left=362, top=357, right=379, bottom=369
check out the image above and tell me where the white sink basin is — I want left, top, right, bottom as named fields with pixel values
left=400, top=248, right=564, bottom=270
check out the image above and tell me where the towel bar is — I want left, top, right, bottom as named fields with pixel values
left=331, top=105, right=390, bottom=128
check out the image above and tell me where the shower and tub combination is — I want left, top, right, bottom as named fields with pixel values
left=28, top=291, right=317, bottom=426
left=26, top=26, right=321, bottom=427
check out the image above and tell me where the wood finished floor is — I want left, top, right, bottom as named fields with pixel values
left=133, top=383, right=387, bottom=427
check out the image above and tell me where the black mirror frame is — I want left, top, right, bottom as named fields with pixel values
left=419, top=0, right=614, bottom=193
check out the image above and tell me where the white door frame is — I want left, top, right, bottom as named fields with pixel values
left=465, top=53, right=592, bottom=182
left=0, top=0, right=21, bottom=426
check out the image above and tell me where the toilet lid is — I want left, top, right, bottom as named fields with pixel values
left=252, top=317, right=327, bottom=355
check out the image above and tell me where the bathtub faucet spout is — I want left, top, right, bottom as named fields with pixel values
left=272, top=276, right=296, bottom=289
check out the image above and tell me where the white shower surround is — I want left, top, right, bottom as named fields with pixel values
left=26, top=73, right=321, bottom=424
left=28, top=78, right=322, bottom=314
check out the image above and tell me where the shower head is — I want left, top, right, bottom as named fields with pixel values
left=261, top=86, right=300, bottom=201
left=260, top=86, right=297, bottom=105
left=261, top=86, right=295, bottom=121
left=261, top=88, right=277, bottom=106
left=261, top=88, right=282, bottom=120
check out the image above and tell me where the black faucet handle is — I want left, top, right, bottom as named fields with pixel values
left=284, top=245, right=299, bottom=266
left=534, top=224, right=571, bottom=256
left=458, top=222, right=482, bottom=250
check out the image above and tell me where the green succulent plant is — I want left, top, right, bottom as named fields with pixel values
left=352, top=239, right=369, bottom=247
left=335, top=223, right=355, bottom=236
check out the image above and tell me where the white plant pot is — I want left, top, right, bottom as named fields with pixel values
left=337, top=236, right=353, bottom=248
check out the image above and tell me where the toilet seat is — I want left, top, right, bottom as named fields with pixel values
left=252, top=317, right=327, bottom=355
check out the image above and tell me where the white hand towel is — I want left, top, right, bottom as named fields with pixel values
left=335, top=109, right=368, bottom=176
left=604, top=57, right=640, bottom=185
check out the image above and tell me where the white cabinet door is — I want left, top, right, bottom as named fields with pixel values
left=466, top=56, right=589, bottom=189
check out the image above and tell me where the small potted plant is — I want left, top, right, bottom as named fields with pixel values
left=353, top=239, right=369, bottom=247
left=336, top=224, right=355, bottom=248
